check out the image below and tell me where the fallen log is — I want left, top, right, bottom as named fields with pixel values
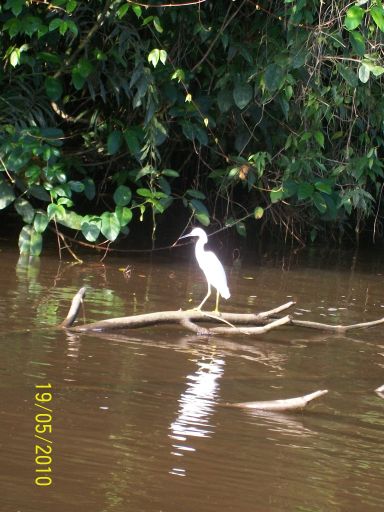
left=223, top=389, right=328, bottom=412
left=61, top=287, right=384, bottom=335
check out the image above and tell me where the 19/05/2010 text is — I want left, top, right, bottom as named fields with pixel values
left=34, top=383, right=53, bottom=487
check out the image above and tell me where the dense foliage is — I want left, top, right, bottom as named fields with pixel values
left=1, top=0, right=384, bottom=255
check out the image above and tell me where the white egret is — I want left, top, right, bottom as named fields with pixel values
left=180, top=227, right=230, bottom=313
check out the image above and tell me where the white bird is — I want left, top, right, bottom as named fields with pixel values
left=180, top=227, right=230, bottom=313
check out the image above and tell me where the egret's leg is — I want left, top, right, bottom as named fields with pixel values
left=196, top=283, right=211, bottom=310
left=213, top=290, right=220, bottom=314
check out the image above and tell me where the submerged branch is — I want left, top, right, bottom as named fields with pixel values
left=223, top=389, right=328, bottom=412
left=291, top=316, right=384, bottom=332
left=60, top=287, right=86, bottom=328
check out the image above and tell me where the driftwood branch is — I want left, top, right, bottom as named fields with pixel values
left=223, top=389, right=328, bottom=412
left=61, top=288, right=384, bottom=336
left=66, top=298, right=295, bottom=334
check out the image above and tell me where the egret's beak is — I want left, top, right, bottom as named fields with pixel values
left=179, top=233, right=193, bottom=240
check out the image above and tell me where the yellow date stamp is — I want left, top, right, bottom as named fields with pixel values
left=34, top=383, right=53, bottom=486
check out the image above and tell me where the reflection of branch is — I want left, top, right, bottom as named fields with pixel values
left=225, top=389, right=328, bottom=412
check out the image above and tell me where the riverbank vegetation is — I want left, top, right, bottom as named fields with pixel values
left=1, top=0, right=384, bottom=256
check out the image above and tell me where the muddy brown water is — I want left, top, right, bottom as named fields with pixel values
left=0, top=242, right=383, bottom=512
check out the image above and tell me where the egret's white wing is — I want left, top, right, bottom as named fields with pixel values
left=196, top=250, right=230, bottom=299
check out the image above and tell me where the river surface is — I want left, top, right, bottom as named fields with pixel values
left=0, top=240, right=383, bottom=512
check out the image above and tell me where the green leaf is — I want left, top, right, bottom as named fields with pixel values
left=313, top=192, right=327, bottom=213
left=314, top=180, right=332, bottom=195
left=370, top=5, right=384, bottom=32
left=233, top=83, right=253, bottom=110
left=0, top=180, right=16, bottom=209
left=217, top=89, right=233, bottom=113
left=264, top=63, right=284, bottom=92
left=254, top=206, right=264, bottom=219
left=5, top=0, right=25, bottom=16
left=83, top=178, right=96, bottom=200
left=171, top=68, right=185, bottom=82
left=18, top=225, right=42, bottom=256
left=132, top=4, right=142, bottom=17
left=297, top=182, right=314, bottom=200
left=76, top=58, right=93, bottom=78
left=162, top=169, right=179, bottom=178
left=236, top=222, right=246, bottom=237
left=71, top=69, right=85, bottom=90
left=81, top=221, right=100, bottom=242
left=124, top=129, right=141, bottom=157
left=100, top=212, right=120, bottom=241
left=113, top=185, right=132, bottom=206
left=33, top=210, right=49, bottom=233
left=344, top=6, right=365, bottom=31
left=349, top=31, right=365, bottom=57
left=337, top=63, right=358, bottom=88
left=190, top=198, right=209, bottom=216
left=107, top=131, right=122, bottom=155
left=159, top=49, right=167, bottom=65
left=195, top=211, right=210, bottom=226
left=14, top=198, right=35, bottom=223
left=58, top=210, right=83, bottom=230
left=45, top=77, right=63, bottom=101
left=314, top=131, right=325, bottom=148
left=186, top=189, right=206, bottom=200
left=69, top=180, right=84, bottom=193
left=358, top=63, right=370, bottom=83
left=137, top=188, right=153, bottom=198
left=47, top=203, right=65, bottom=220
left=270, top=188, right=284, bottom=203
left=115, top=206, right=132, bottom=227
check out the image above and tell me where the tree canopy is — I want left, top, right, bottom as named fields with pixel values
left=1, top=0, right=384, bottom=255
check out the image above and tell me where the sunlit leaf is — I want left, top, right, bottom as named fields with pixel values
left=14, top=197, right=35, bottom=223
left=270, top=188, right=283, bottom=203
left=358, top=63, right=370, bottom=83
left=0, top=180, right=16, bottom=209
left=81, top=221, right=100, bottom=242
left=370, top=5, right=384, bottom=32
left=254, top=206, right=264, bottom=219
left=115, top=206, right=132, bottom=227
left=33, top=210, right=49, bottom=233
left=344, top=6, right=364, bottom=31
left=100, top=212, right=120, bottom=241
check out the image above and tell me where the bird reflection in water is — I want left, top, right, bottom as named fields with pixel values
left=169, top=347, right=225, bottom=476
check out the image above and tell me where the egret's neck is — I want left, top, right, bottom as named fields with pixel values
left=194, top=237, right=206, bottom=263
